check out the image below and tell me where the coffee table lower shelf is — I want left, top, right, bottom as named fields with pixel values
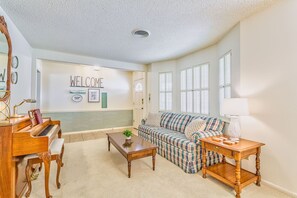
left=206, top=163, right=258, bottom=188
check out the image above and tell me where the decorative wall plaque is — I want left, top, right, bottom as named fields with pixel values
left=72, top=94, right=83, bottom=102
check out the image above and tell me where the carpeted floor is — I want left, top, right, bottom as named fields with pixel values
left=27, top=137, right=291, bottom=198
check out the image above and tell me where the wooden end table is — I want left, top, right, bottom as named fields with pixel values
left=200, top=136, right=265, bottom=198
left=107, top=132, right=157, bottom=178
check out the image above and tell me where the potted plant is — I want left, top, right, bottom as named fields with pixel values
left=123, top=129, right=133, bottom=140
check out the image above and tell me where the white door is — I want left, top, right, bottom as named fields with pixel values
left=133, top=79, right=144, bottom=128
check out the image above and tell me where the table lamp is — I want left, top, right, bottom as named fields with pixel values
left=221, top=98, right=249, bottom=141
left=11, top=99, right=36, bottom=118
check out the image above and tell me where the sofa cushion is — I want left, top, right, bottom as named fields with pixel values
left=191, top=130, right=223, bottom=144
left=138, top=125, right=160, bottom=135
left=189, top=116, right=225, bottom=132
left=145, top=113, right=161, bottom=127
left=160, top=112, right=173, bottom=128
left=184, top=119, right=207, bottom=141
left=166, top=113, right=191, bottom=133
left=150, top=127, right=197, bottom=153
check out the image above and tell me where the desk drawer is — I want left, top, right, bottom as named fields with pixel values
left=205, top=143, right=233, bottom=158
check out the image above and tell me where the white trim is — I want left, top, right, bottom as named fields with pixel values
left=33, top=48, right=146, bottom=71
left=63, top=126, right=134, bottom=135
left=262, top=179, right=297, bottom=198
left=42, top=108, right=133, bottom=113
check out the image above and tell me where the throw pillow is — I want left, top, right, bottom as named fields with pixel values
left=145, top=113, right=161, bottom=127
left=184, top=119, right=206, bottom=141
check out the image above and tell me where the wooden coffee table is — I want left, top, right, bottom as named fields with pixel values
left=107, top=132, right=157, bottom=178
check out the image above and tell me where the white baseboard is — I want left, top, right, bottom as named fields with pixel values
left=63, top=126, right=134, bottom=135
left=262, top=179, right=297, bottom=197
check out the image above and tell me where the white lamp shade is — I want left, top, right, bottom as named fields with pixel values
left=221, top=98, right=249, bottom=116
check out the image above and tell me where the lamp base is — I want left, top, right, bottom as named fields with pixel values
left=227, top=116, right=241, bottom=140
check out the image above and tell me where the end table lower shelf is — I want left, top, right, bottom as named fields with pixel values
left=206, top=162, right=258, bottom=188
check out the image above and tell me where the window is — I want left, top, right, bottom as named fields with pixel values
left=135, top=82, right=143, bottom=92
left=181, top=63, right=209, bottom=114
left=159, top=72, right=172, bottom=111
left=219, top=52, right=232, bottom=115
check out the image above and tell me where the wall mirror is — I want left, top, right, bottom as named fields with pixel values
left=0, top=16, right=12, bottom=101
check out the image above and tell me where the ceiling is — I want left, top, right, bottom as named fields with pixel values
left=0, top=0, right=277, bottom=64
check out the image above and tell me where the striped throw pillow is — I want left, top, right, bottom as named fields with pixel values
left=145, top=113, right=161, bottom=127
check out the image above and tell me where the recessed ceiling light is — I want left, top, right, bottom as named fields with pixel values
left=132, top=29, right=150, bottom=38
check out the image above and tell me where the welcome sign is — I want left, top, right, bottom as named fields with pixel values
left=70, top=76, right=104, bottom=88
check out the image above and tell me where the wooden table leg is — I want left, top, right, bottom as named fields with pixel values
left=61, top=144, right=65, bottom=167
left=235, top=159, right=241, bottom=198
left=39, top=152, right=52, bottom=198
left=256, top=147, right=261, bottom=186
left=128, top=161, right=131, bottom=178
left=25, top=162, right=32, bottom=198
left=222, top=155, right=226, bottom=163
left=152, top=149, right=156, bottom=171
left=202, top=142, right=207, bottom=178
left=56, top=156, right=62, bottom=189
left=58, top=129, right=62, bottom=138
left=108, top=137, right=110, bottom=151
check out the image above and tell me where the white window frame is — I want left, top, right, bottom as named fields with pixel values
left=219, top=51, right=232, bottom=116
left=159, top=72, right=173, bottom=111
left=180, top=63, right=210, bottom=115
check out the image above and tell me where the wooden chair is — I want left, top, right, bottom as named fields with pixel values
left=25, top=138, right=65, bottom=198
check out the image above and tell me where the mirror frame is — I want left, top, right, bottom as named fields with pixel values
left=0, top=16, right=12, bottom=101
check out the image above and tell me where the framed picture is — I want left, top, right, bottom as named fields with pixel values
left=88, top=89, right=100, bottom=103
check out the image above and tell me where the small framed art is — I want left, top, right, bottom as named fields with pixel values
left=88, top=89, right=100, bottom=103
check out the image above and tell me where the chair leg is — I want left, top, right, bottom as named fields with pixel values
left=25, top=161, right=32, bottom=198
left=61, top=144, right=65, bottom=167
left=39, top=162, right=43, bottom=171
left=39, top=152, right=52, bottom=198
left=56, top=156, right=61, bottom=189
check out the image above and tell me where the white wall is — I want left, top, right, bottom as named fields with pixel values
left=0, top=7, right=33, bottom=114
left=217, top=24, right=241, bottom=98
left=148, top=24, right=240, bottom=117
left=147, top=60, right=177, bottom=113
left=31, top=49, right=146, bottom=102
left=239, top=0, right=297, bottom=196
left=40, top=60, right=133, bottom=112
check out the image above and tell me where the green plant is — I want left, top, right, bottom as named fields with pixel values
left=123, top=129, right=132, bottom=137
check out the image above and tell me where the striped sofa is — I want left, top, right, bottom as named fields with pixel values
left=138, top=112, right=226, bottom=173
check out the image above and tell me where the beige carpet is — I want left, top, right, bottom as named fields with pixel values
left=27, top=138, right=291, bottom=198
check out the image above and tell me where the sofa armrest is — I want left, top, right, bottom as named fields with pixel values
left=192, top=130, right=223, bottom=144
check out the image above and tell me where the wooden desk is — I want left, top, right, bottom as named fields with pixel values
left=200, top=136, right=265, bottom=198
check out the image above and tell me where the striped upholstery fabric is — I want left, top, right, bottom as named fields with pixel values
left=191, top=130, right=223, bottom=144
left=150, top=127, right=197, bottom=153
left=166, top=114, right=191, bottom=133
left=138, top=112, right=225, bottom=173
left=160, top=112, right=173, bottom=128
left=138, top=125, right=160, bottom=135
left=138, top=128, right=221, bottom=173
left=217, top=121, right=226, bottom=133
left=189, top=116, right=224, bottom=132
